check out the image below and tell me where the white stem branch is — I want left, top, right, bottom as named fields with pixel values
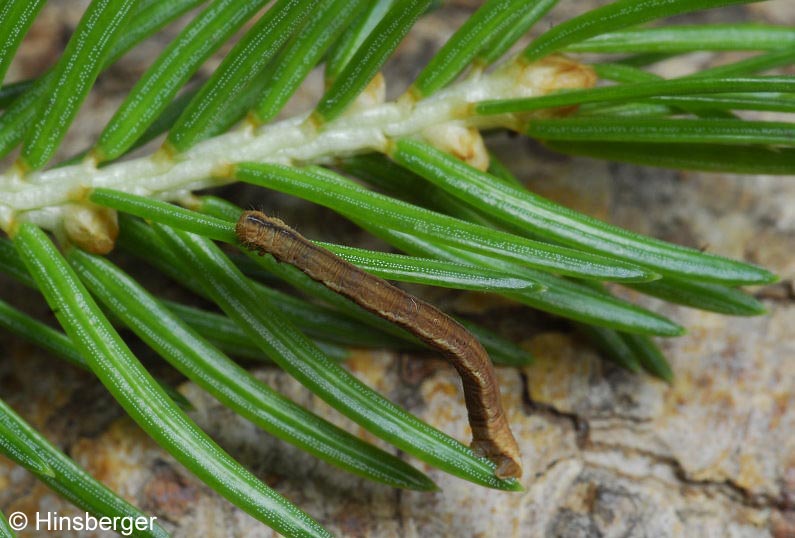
left=0, top=56, right=595, bottom=234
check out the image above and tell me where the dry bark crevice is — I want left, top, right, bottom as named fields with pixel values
left=521, top=372, right=791, bottom=514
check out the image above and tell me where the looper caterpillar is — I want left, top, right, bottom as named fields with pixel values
left=236, top=210, right=522, bottom=479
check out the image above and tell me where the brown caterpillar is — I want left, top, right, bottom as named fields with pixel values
left=236, top=210, right=522, bottom=479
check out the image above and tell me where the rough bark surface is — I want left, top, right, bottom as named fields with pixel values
left=0, top=1, right=793, bottom=537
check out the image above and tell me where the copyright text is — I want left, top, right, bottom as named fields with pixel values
left=7, top=511, right=158, bottom=536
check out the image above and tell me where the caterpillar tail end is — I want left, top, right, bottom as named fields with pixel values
left=471, top=435, right=523, bottom=479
